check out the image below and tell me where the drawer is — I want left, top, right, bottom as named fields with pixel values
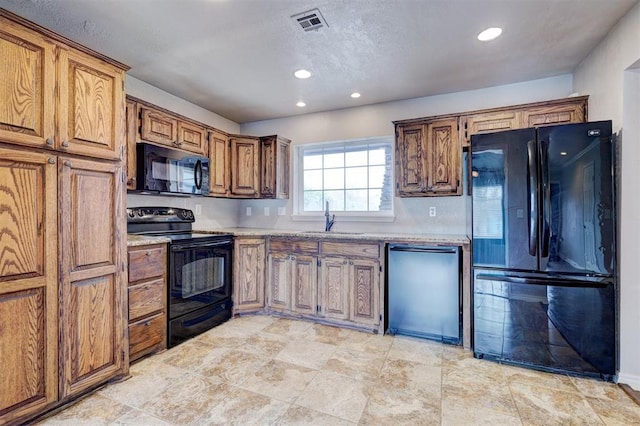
left=129, top=313, right=165, bottom=361
left=129, top=278, right=165, bottom=321
left=269, top=238, right=319, bottom=254
left=128, top=245, right=166, bottom=282
left=320, top=241, right=380, bottom=258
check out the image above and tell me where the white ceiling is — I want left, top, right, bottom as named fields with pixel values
left=2, top=0, right=637, bottom=124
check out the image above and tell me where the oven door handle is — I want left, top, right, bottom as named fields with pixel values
left=171, top=241, right=232, bottom=251
left=475, top=273, right=610, bottom=288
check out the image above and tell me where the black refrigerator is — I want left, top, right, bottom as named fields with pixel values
left=471, top=121, right=617, bottom=380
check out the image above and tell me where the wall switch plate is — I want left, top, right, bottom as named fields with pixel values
left=264, top=207, right=270, bottom=216
left=277, top=207, right=286, bottom=216
left=429, top=206, right=436, bottom=217
left=246, top=207, right=252, bottom=216
left=195, top=204, right=202, bottom=215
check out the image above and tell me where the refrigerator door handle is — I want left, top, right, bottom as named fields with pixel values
left=540, top=140, right=551, bottom=258
left=527, top=140, right=538, bottom=256
left=475, top=273, right=610, bottom=289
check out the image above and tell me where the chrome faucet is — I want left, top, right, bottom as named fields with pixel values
left=325, top=201, right=335, bottom=232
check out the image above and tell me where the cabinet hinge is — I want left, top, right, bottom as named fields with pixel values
left=122, top=80, right=125, bottom=92
left=379, top=314, right=382, bottom=321
left=317, top=305, right=320, bottom=312
left=317, top=259, right=321, bottom=267
left=121, top=351, right=125, bottom=361
left=379, top=265, right=382, bottom=273
left=121, top=171, right=126, bottom=182
left=122, top=262, right=125, bottom=272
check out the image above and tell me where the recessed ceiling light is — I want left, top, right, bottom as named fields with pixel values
left=294, top=69, right=312, bottom=79
left=560, top=151, right=567, bottom=156
left=350, top=92, right=361, bottom=98
left=477, top=27, right=502, bottom=41
left=296, top=101, right=306, bottom=107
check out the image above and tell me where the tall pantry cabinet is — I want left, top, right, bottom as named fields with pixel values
left=0, top=9, right=128, bottom=424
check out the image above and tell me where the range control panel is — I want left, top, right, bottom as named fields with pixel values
left=126, top=207, right=194, bottom=223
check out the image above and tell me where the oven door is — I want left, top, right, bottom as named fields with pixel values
left=169, top=239, right=232, bottom=320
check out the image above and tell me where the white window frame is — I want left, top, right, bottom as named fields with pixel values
left=292, top=136, right=395, bottom=223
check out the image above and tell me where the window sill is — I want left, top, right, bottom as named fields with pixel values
left=291, top=213, right=396, bottom=223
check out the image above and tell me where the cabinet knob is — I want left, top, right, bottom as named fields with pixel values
left=349, top=261, right=354, bottom=265
left=47, top=158, right=56, bottom=164
left=62, top=141, right=69, bottom=147
left=145, top=252, right=151, bottom=257
left=64, top=160, right=72, bottom=167
left=343, top=260, right=348, bottom=265
left=46, top=138, right=54, bottom=146
left=291, top=255, right=296, bottom=261
left=144, top=320, right=151, bottom=326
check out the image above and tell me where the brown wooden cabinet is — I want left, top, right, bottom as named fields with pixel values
left=138, top=104, right=207, bottom=156
left=395, top=118, right=460, bottom=196
left=318, top=257, right=350, bottom=321
left=127, top=244, right=167, bottom=362
left=233, top=238, right=266, bottom=313
left=267, top=238, right=318, bottom=316
left=0, top=10, right=128, bottom=424
left=58, top=157, right=127, bottom=398
left=0, top=147, right=58, bottom=424
left=230, top=136, right=260, bottom=197
left=209, top=129, right=231, bottom=196
left=0, top=13, right=125, bottom=161
left=459, top=110, right=519, bottom=148
left=260, top=135, right=291, bottom=199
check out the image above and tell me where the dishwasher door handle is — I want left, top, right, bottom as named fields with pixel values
left=389, top=246, right=458, bottom=254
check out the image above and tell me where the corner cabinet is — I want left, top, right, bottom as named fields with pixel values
left=233, top=238, right=266, bottom=313
left=0, top=9, right=128, bottom=424
left=260, top=135, right=291, bottom=199
left=395, top=118, right=460, bottom=196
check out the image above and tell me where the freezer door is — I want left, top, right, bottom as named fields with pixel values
left=471, top=128, right=538, bottom=270
left=473, top=268, right=616, bottom=379
left=537, top=121, right=615, bottom=275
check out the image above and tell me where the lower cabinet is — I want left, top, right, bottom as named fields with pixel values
left=233, top=238, right=266, bottom=313
left=127, top=244, right=167, bottom=362
left=266, top=238, right=382, bottom=331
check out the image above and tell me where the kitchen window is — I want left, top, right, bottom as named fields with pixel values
left=293, top=137, right=394, bottom=221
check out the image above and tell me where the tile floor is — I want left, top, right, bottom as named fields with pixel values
left=37, top=316, right=640, bottom=425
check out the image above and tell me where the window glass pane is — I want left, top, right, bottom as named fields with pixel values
left=304, top=170, right=323, bottom=190
left=369, top=148, right=387, bottom=165
left=304, top=154, right=323, bottom=170
left=324, top=169, right=344, bottom=190
left=324, top=191, right=344, bottom=210
left=304, top=191, right=323, bottom=211
left=324, top=152, right=344, bottom=168
left=345, top=167, right=368, bottom=189
left=346, top=150, right=367, bottom=167
left=369, top=189, right=382, bottom=210
left=345, top=189, right=368, bottom=211
left=369, top=165, right=386, bottom=188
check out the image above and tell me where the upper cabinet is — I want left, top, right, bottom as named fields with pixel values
left=0, top=13, right=127, bottom=160
left=230, top=135, right=260, bottom=197
left=395, top=96, right=588, bottom=197
left=395, top=118, right=460, bottom=196
left=138, top=104, right=207, bottom=156
left=208, top=129, right=231, bottom=196
left=260, top=135, right=291, bottom=199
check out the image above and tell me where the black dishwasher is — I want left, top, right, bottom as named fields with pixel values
left=387, top=244, right=461, bottom=344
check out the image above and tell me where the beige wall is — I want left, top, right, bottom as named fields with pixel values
left=574, top=2, right=640, bottom=389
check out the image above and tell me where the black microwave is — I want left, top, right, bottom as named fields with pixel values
left=136, top=143, right=209, bottom=195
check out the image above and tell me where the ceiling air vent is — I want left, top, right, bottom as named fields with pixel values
left=291, top=8, right=329, bottom=32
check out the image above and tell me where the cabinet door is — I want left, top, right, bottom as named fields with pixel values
left=0, top=17, right=56, bottom=149
left=230, top=136, right=259, bottom=197
left=0, top=148, right=57, bottom=423
left=125, top=99, right=138, bottom=190
left=267, top=252, right=292, bottom=312
left=291, top=255, right=318, bottom=316
left=426, top=118, right=460, bottom=194
left=59, top=157, right=126, bottom=398
left=276, top=138, right=291, bottom=199
left=349, top=259, right=380, bottom=326
left=395, top=124, right=427, bottom=196
left=260, top=136, right=290, bottom=199
left=521, top=102, right=586, bottom=128
left=139, top=106, right=178, bottom=148
left=233, top=238, right=265, bottom=312
left=57, top=48, right=125, bottom=161
left=209, top=130, right=230, bottom=196
left=319, top=257, right=349, bottom=320
left=177, top=121, right=207, bottom=156
left=459, top=111, right=520, bottom=148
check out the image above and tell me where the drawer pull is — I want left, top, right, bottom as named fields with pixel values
left=144, top=320, right=151, bottom=326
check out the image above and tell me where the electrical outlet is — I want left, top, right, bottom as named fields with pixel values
left=195, top=204, right=202, bottom=215
left=278, top=207, right=286, bottom=216
left=264, top=207, right=270, bottom=216
left=429, top=206, right=436, bottom=217
left=246, top=206, right=252, bottom=216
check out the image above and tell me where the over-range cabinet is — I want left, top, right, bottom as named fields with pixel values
left=471, top=121, right=617, bottom=380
